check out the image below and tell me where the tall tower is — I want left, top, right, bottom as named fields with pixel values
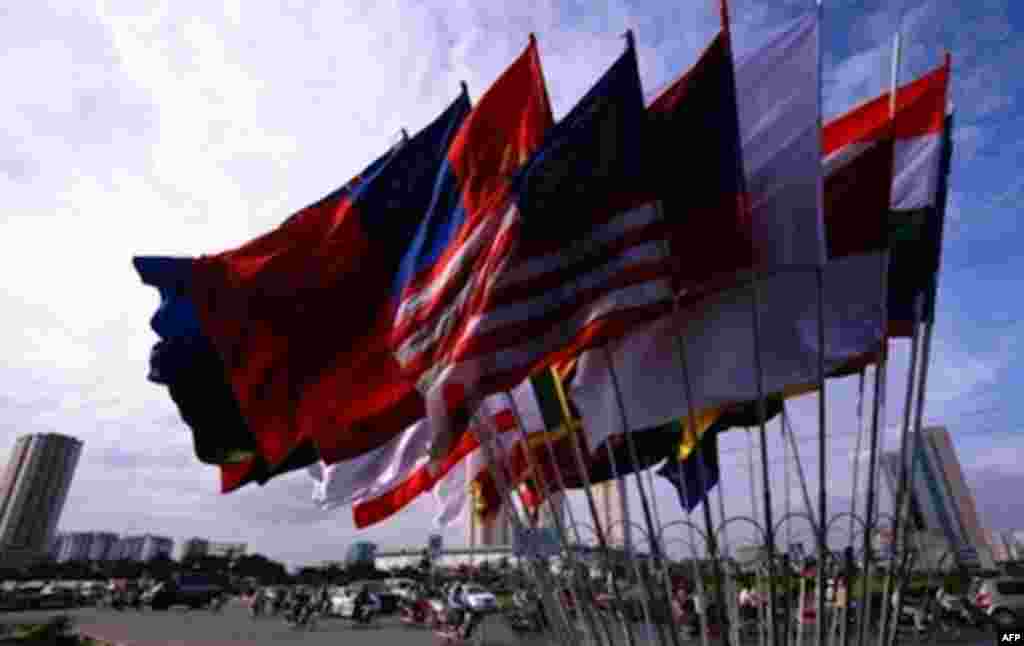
left=469, top=504, right=512, bottom=548
left=0, top=434, right=82, bottom=568
left=593, top=479, right=631, bottom=553
left=881, top=426, right=986, bottom=566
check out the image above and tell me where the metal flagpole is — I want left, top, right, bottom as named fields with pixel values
left=716, top=453, right=743, bottom=646
left=602, top=441, right=661, bottom=646
left=470, top=406, right=577, bottom=646
left=864, top=31, right=905, bottom=646
left=503, top=392, right=608, bottom=646
left=669, top=418, right=713, bottom=646
left=602, top=344, right=682, bottom=646
left=550, top=377, right=641, bottom=646
left=888, top=108, right=953, bottom=646
left=840, top=370, right=868, bottom=646
left=813, top=0, right=829, bottom=640
left=749, top=273, right=782, bottom=646
left=782, top=409, right=821, bottom=539
left=858, top=31, right=901, bottom=646
left=660, top=265, right=730, bottom=646
left=538, top=420, right=626, bottom=646
left=880, top=311, right=922, bottom=646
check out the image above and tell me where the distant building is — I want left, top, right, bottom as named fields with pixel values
left=593, top=479, right=632, bottom=552
left=208, top=542, right=246, bottom=559
left=469, top=505, right=512, bottom=548
left=55, top=532, right=119, bottom=562
left=0, top=434, right=83, bottom=568
left=110, top=534, right=174, bottom=562
left=181, top=538, right=246, bottom=560
left=881, top=426, right=989, bottom=568
left=345, top=541, right=377, bottom=567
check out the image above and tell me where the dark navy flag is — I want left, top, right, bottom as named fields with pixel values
left=658, top=426, right=720, bottom=513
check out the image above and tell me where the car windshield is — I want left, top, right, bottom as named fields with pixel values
left=463, top=586, right=487, bottom=595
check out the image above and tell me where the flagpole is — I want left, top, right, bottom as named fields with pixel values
left=601, top=441, right=661, bottom=646
left=669, top=418, right=714, bottom=646
left=655, top=198, right=729, bottom=646
left=536, top=418, right=626, bottom=646
left=811, top=0, right=829, bottom=642
left=549, top=377, right=642, bottom=646
left=602, top=343, right=682, bottom=646
left=886, top=104, right=954, bottom=646
left=880, top=308, right=922, bottom=646
left=855, top=28, right=901, bottom=646
left=841, top=370, right=867, bottom=646
left=503, top=392, right=609, bottom=646
left=470, top=406, right=577, bottom=646
left=782, top=410, right=821, bottom=536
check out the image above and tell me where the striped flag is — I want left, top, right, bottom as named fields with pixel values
left=389, top=31, right=753, bottom=461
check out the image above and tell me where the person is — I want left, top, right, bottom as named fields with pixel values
left=892, top=586, right=927, bottom=632
left=353, top=585, right=373, bottom=623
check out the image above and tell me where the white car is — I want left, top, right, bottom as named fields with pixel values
left=459, top=584, right=498, bottom=613
left=329, top=584, right=382, bottom=618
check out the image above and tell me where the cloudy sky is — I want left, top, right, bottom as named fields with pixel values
left=2, top=0, right=1021, bottom=568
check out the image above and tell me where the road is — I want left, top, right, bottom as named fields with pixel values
left=0, top=601, right=998, bottom=646
left=0, top=600, right=543, bottom=646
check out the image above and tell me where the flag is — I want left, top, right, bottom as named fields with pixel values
left=733, top=10, right=825, bottom=268
left=350, top=401, right=517, bottom=529
left=646, top=1, right=753, bottom=299
left=393, top=37, right=682, bottom=465
left=132, top=144, right=400, bottom=475
left=658, top=425, right=721, bottom=512
left=220, top=441, right=319, bottom=493
left=572, top=16, right=909, bottom=446
left=886, top=61, right=952, bottom=336
left=656, top=395, right=783, bottom=513
left=134, top=256, right=258, bottom=466
left=824, top=58, right=951, bottom=337
left=188, top=93, right=471, bottom=467
left=386, top=37, right=556, bottom=460
left=308, top=418, right=436, bottom=510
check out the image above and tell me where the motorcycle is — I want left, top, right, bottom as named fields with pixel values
left=434, top=605, right=483, bottom=644
left=400, top=593, right=437, bottom=628
left=504, top=590, right=545, bottom=633
left=249, top=594, right=266, bottom=618
left=284, top=597, right=319, bottom=631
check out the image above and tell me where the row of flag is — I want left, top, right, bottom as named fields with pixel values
left=134, top=2, right=953, bottom=530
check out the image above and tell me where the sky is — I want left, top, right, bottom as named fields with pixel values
left=1, top=0, right=1022, bottom=568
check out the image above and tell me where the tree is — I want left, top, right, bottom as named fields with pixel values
left=233, top=554, right=287, bottom=585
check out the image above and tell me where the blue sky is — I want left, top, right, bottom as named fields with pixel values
left=1, top=0, right=1021, bottom=567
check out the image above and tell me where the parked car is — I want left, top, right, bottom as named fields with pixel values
left=37, top=584, right=78, bottom=609
left=459, top=584, right=499, bottom=613
left=145, top=574, right=225, bottom=610
left=973, top=577, right=1024, bottom=628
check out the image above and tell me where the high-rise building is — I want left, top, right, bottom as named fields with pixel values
left=55, top=532, right=119, bottom=562
left=881, top=426, right=987, bottom=567
left=181, top=538, right=247, bottom=560
left=345, top=541, right=377, bottom=567
left=0, top=434, right=82, bottom=568
left=593, top=479, right=632, bottom=552
left=110, top=534, right=174, bottom=562
left=469, top=505, right=512, bottom=548
left=537, top=491, right=566, bottom=532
